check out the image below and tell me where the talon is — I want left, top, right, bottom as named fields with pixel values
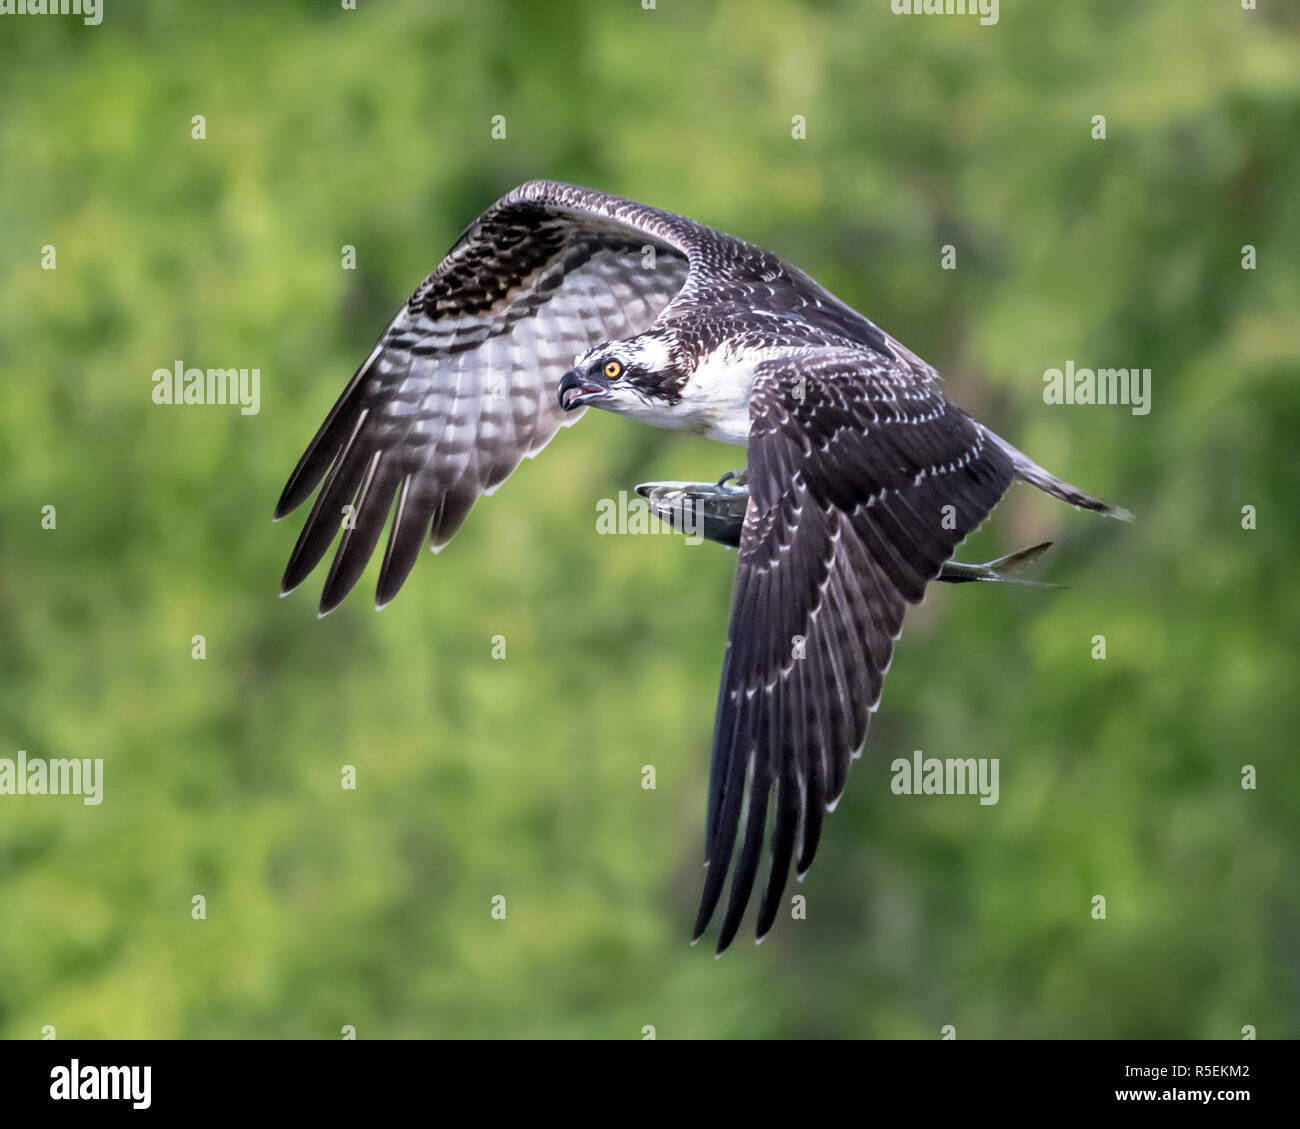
left=716, top=468, right=749, bottom=490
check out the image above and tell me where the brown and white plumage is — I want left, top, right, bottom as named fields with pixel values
left=276, top=181, right=1130, bottom=953
left=695, top=347, right=1015, bottom=951
left=275, top=182, right=694, bottom=612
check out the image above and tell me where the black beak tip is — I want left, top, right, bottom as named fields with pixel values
left=558, top=369, right=604, bottom=412
left=557, top=369, right=579, bottom=411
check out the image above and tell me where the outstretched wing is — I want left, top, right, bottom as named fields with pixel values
left=694, top=346, right=1016, bottom=953
left=275, top=181, right=702, bottom=613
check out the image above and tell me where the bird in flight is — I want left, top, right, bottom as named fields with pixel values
left=275, top=180, right=1131, bottom=954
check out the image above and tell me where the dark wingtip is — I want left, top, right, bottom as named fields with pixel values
left=280, top=548, right=323, bottom=602
left=318, top=548, right=368, bottom=616
left=279, top=566, right=305, bottom=599
left=274, top=471, right=316, bottom=522
left=317, top=592, right=345, bottom=618
left=714, top=895, right=748, bottom=955
left=374, top=542, right=422, bottom=609
left=692, top=853, right=731, bottom=945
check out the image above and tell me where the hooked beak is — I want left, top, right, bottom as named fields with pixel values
left=558, top=369, right=608, bottom=412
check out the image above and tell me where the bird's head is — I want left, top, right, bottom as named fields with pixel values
left=558, top=334, right=686, bottom=417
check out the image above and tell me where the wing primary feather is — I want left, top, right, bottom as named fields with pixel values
left=375, top=476, right=426, bottom=609
left=752, top=503, right=798, bottom=941
left=274, top=344, right=381, bottom=520
left=810, top=617, right=849, bottom=809
left=280, top=408, right=371, bottom=596
left=715, top=733, right=771, bottom=955
left=698, top=548, right=777, bottom=946
left=757, top=754, right=801, bottom=941
left=318, top=450, right=399, bottom=616
left=795, top=615, right=828, bottom=879
left=702, top=641, right=737, bottom=860
left=824, top=560, right=871, bottom=747
left=693, top=667, right=756, bottom=942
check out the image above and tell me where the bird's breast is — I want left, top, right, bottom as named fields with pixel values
left=680, top=352, right=755, bottom=447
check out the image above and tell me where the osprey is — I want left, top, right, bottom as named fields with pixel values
left=275, top=180, right=1131, bottom=954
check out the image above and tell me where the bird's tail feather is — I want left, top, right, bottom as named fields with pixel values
left=983, top=427, right=1134, bottom=522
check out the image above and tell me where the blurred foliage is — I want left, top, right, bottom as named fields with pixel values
left=1, top=0, right=1297, bottom=1039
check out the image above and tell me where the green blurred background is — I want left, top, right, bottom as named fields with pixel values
left=2, top=0, right=1297, bottom=1039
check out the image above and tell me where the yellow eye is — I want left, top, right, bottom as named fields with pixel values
left=603, top=360, right=623, bottom=380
